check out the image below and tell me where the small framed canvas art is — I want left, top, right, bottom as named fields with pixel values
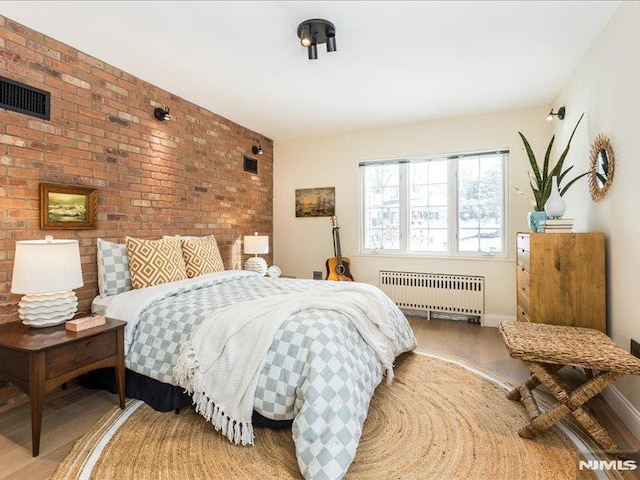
left=295, top=187, right=335, bottom=217
left=40, top=182, right=97, bottom=230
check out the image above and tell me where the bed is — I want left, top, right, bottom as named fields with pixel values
left=91, top=236, right=417, bottom=480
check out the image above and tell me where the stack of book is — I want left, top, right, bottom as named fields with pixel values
left=537, top=218, right=574, bottom=233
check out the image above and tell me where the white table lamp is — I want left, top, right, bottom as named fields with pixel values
left=11, top=236, right=84, bottom=327
left=243, top=232, right=269, bottom=276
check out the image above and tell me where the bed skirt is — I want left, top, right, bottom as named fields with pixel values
left=78, top=368, right=293, bottom=429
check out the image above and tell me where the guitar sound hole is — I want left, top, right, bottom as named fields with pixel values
left=336, top=264, right=345, bottom=275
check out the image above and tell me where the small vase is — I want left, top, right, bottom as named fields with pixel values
left=544, top=176, right=566, bottom=219
left=527, top=211, right=548, bottom=232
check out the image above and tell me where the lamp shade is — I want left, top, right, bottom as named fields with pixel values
left=11, top=238, right=84, bottom=294
left=243, top=234, right=269, bottom=255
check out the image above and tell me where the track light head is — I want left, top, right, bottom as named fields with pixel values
left=299, top=25, right=312, bottom=47
left=326, top=28, right=336, bottom=52
left=546, top=106, right=566, bottom=122
left=251, top=144, right=263, bottom=155
left=308, top=43, right=318, bottom=60
left=154, top=106, right=171, bottom=121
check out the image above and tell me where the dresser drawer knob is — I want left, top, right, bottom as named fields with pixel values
left=75, top=341, right=92, bottom=349
left=75, top=354, right=92, bottom=364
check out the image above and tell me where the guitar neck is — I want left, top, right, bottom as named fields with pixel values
left=334, top=227, right=343, bottom=262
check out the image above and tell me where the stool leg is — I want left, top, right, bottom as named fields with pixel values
left=520, top=362, right=624, bottom=451
left=519, top=402, right=571, bottom=439
left=506, top=364, right=563, bottom=401
left=519, top=362, right=584, bottom=438
left=518, top=384, right=541, bottom=421
left=572, top=407, right=620, bottom=453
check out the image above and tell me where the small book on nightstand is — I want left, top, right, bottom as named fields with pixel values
left=66, top=315, right=106, bottom=331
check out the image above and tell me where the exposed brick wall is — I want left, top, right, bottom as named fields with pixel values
left=0, top=16, right=273, bottom=408
left=0, top=15, right=273, bottom=321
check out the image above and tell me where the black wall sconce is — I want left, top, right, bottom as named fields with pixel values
left=154, top=106, right=171, bottom=121
left=252, top=144, right=263, bottom=155
left=297, top=19, right=337, bottom=60
left=546, top=106, right=565, bottom=121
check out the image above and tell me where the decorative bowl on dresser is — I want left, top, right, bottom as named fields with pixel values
left=516, top=232, right=606, bottom=332
left=0, top=318, right=126, bottom=456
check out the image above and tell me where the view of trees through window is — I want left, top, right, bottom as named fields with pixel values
left=361, top=151, right=506, bottom=256
left=362, top=163, right=400, bottom=250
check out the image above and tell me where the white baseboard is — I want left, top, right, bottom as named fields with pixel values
left=601, top=386, right=640, bottom=443
left=482, top=314, right=515, bottom=328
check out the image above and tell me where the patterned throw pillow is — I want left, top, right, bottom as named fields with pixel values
left=181, top=235, right=225, bottom=278
left=125, top=236, right=188, bottom=289
left=97, top=238, right=132, bottom=297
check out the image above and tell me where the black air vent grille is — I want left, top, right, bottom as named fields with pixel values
left=0, top=75, right=51, bottom=120
left=244, top=156, right=258, bottom=174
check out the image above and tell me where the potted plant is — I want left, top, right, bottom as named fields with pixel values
left=515, top=112, right=588, bottom=229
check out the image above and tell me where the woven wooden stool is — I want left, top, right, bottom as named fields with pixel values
left=499, top=322, right=640, bottom=453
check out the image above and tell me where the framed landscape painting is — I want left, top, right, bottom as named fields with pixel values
left=40, top=183, right=97, bottom=230
left=295, top=187, right=335, bottom=217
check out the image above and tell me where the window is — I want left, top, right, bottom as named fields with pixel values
left=360, top=150, right=507, bottom=257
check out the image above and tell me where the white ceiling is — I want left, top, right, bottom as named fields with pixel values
left=0, top=1, right=620, bottom=140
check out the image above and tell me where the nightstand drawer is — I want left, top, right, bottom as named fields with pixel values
left=46, top=331, right=117, bottom=378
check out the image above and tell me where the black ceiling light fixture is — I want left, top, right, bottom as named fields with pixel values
left=297, top=19, right=336, bottom=60
left=154, top=106, right=171, bottom=121
left=546, top=106, right=565, bottom=121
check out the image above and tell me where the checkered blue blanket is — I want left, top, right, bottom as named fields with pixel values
left=106, top=272, right=416, bottom=479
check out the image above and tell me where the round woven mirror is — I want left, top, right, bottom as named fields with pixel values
left=588, top=134, right=614, bottom=202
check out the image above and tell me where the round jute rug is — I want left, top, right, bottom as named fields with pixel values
left=51, top=352, right=602, bottom=480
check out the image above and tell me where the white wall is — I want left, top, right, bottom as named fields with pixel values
left=272, top=0, right=640, bottom=435
left=273, top=107, right=551, bottom=325
left=551, top=2, right=640, bottom=423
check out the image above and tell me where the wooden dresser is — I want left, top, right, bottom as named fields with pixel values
left=516, top=232, right=606, bottom=332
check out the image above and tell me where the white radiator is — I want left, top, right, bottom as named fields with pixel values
left=379, top=271, right=484, bottom=321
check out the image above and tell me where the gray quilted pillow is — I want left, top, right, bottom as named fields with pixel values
left=97, top=238, right=132, bottom=297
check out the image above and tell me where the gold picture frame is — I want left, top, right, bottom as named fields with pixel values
left=40, top=183, right=97, bottom=230
left=295, top=187, right=335, bottom=217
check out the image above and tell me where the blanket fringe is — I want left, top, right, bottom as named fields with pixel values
left=174, top=342, right=254, bottom=446
left=385, top=366, right=394, bottom=384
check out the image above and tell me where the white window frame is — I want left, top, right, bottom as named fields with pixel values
left=359, top=149, right=508, bottom=259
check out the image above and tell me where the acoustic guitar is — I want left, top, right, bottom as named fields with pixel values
left=325, top=216, right=354, bottom=281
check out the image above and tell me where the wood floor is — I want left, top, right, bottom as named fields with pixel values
left=1, top=317, right=638, bottom=479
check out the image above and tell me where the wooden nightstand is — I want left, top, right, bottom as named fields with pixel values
left=0, top=318, right=126, bottom=456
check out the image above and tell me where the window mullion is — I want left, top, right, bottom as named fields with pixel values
left=449, top=158, right=458, bottom=255
left=399, top=163, right=408, bottom=253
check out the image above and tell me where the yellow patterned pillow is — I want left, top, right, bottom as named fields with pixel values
left=181, top=235, right=224, bottom=278
left=125, top=236, right=188, bottom=289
